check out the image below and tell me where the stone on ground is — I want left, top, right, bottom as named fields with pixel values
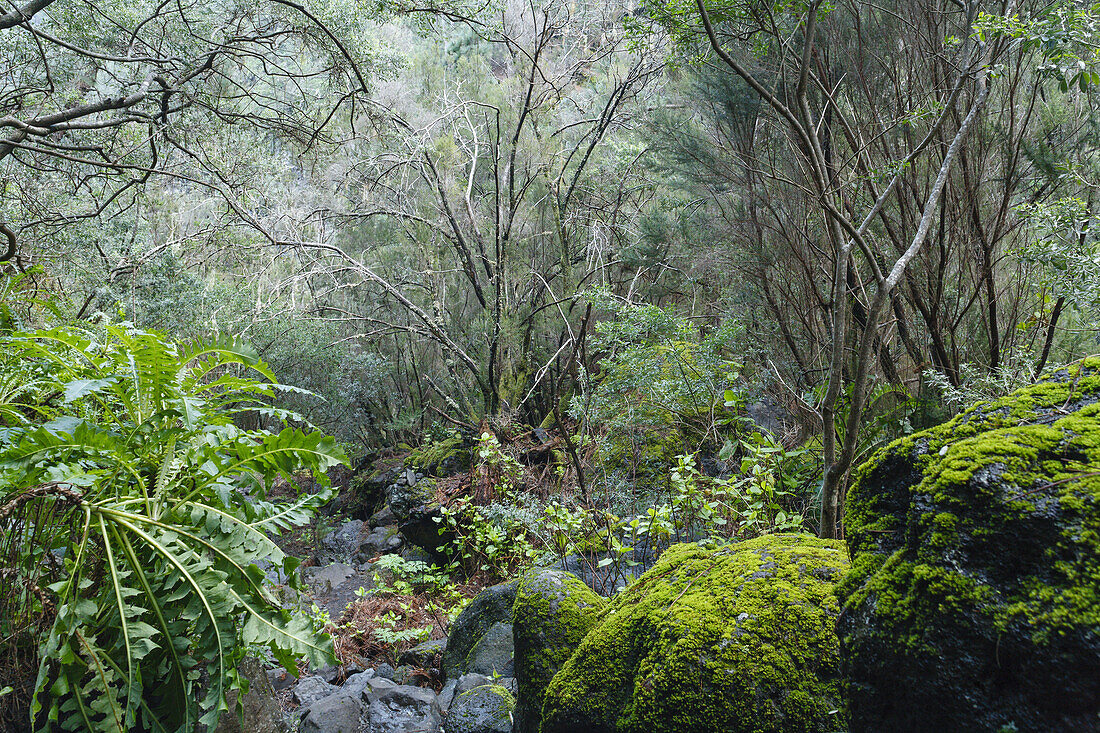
left=443, top=684, right=516, bottom=733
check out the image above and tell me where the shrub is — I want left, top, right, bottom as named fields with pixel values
left=0, top=322, right=345, bottom=731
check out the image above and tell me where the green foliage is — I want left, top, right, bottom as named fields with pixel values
left=808, top=380, right=917, bottom=477
left=405, top=430, right=470, bottom=474
left=0, top=322, right=346, bottom=731
left=437, top=494, right=541, bottom=579
left=489, top=433, right=814, bottom=588
left=923, top=361, right=1038, bottom=412
left=621, top=440, right=808, bottom=549
left=368, top=554, right=454, bottom=597
left=349, top=554, right=467, bottom=660
left=576, top=296, right=744, bottom=443
left=977, top=3, right=1100, bottom=92
left=1014, top=197, right=1100, bottom=317
left=435, top=433, right=540, bottom=578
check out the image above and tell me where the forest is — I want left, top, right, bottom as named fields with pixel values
left=0, top=0, right=1098, bottom=731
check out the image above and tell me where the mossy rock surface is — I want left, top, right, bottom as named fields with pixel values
left=405, top=435, right=472, bottom=476
left=386, top=478, right=453, bottom=557
left=838, top=358, right=1100, bottom=732
left=540, top=534, right=849, bottom=733
left=444, top=580, right=518, bottom=680
left=443, top=684, right=516, bottom=733
left=512, top=568, right=606, bottom=733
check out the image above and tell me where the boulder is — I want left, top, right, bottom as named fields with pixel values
left=361, top=678, right=439, bottom=733
left=347, top=466, right=400, bottom=520
left=465, top=622, right=514, bottom=677
left=443, top=684, right=516, bottom=733
left=265, top=666, right=297, bottom=692
left=386, top=479, right=452, bottom=557
left=342, top=669, right=378, bottom=698
left=387, top=480, right=435, bottom=520
left=541, top=535, right=849, bottom=733
left=443, top=580, right=518, bottom=680
left=213, top=657, right=290, bottom=733
left=838, top=358, right=1100, bottom=732
left=292, top=675, right=338, bottom=707
left=319, top=520, right=366, bottom=564
left=454, top=673, right=492, bottom=695
left=399, top=638, right=446, bottom=667
left=299, top=693, right=362, bottom=733
left=357, top=525, right=403, bottom=561
left=302, top=563, right=356, bottom=596
left=369, top=504, right=397, bottom=528
left=511, top=568, right=605, bottom=733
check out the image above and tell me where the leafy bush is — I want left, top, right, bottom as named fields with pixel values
left=0, top=322, right=345, bottom=731
left=436, top=434, right=541, bottom=578
left=574, top=295, right=743, bottom=444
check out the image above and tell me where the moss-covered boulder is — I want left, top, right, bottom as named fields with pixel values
left=512, top=568, right=606, bottom=733
left=838, top=359, right=1100, bottom=732
left=444, top=580, right=518, bottom=681
left=443, top=684, right=516, bottom=733
left=386, top=478, right=453, bottom=557
left=541, top=534, right=849, bottom=733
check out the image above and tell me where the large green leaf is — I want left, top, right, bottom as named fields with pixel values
left=3, top=323, right=346, bottom=732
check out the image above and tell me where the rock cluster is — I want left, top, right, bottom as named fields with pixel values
left=280, top=363, right=1100, bottom=732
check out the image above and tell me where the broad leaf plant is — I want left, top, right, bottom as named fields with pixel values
left=0, top=322, right=346, bottom=731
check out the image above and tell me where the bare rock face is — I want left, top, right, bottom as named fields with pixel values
left=213, top=657, right=290, bottom=733
left=838, top=358, right=1100, bottom=732
left=443, top=580, right=518, bottom=680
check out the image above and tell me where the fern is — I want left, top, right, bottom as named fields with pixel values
left=0, top=322, right=347, bottom=731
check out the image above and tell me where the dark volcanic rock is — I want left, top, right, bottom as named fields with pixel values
left=386, top=480, right=453, bottom=557
left=443, top=580, right=518, bottom=680
left=443, top=684, right=515, bottom=733
left=838, top=358, right=1100, bottom=732
left=213, top=657, right=290, bottom=733
left=299, top=693, right=362, bottom=733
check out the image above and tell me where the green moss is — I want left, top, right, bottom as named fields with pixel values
left=540, top=534, right=850, bottom=733
left=405, top=435, right=470, bottom=474
left=838, top=358, right=1100, bottom=729
left=448, top=685, right=516, bottom=733
left=600, top=428, right=696, bottom=488
left=841, top=358, right=1100, bottom=641
left=512, top=569, right=606, bottom=733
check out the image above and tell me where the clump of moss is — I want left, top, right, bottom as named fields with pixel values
left=406, top=434, right=471, bottom=475
left=540, top=534, right=849, bottom=733
left=512, top=569, right=606, bottom=733
left=839, top=357, right=1100, bottom=731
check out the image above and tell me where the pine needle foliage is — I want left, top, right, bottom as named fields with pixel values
left=0, top=322, right=346, bottom=732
